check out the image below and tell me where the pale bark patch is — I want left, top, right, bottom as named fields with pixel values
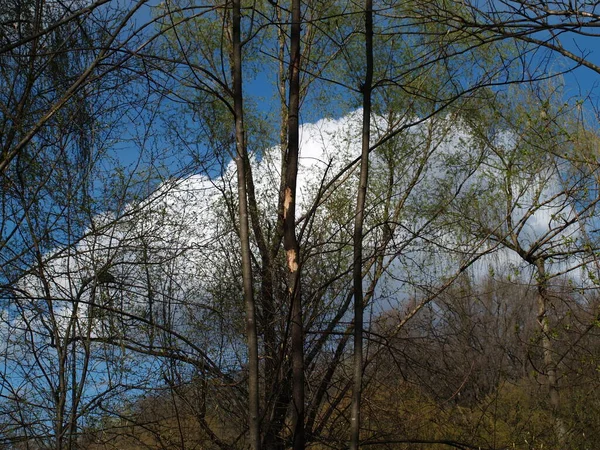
left=284, top=187, right=293, bottom=219
left=286, top=249, right=298, bottom=272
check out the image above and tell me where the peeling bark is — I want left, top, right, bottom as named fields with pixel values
left=286, top=249, right=298, bottom=274
left=284, top=0, right=304, bottom=448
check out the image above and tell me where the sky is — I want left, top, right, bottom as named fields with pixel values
left=3, top=3, right=600, bottom=440
left=122, top=0, right=600, bottom=139
left=558, top=34, right=600, bottom=101
left=3, top=85, right=598, bottom=434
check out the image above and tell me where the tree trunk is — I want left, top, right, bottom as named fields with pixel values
left=534, top=258, right=567, bottom=445
left=231, top=1, right=260, bottom=448
left=350, top=1, right=373, bottom=449
left=285, top=0, right=304, bottom=448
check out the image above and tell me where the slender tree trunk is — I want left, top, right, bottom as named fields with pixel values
left=534, top=258, right=566, bottom=445
left=262, top=9, right=290, bottom=448
left=350, top=2, right=373, bottom=449
left=285, top=0, right=304, bottom=448
left=231, top=1, right=260, bottom=448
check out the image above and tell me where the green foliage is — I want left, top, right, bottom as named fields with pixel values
left=4, top=1, right=600, bottom=449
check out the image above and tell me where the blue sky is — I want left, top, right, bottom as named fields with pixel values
left=559, top=33, right=600, bottom=101
left=110, top=1, right=600, bottom=187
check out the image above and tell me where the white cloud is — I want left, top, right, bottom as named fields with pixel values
left=7, top=110, right=597, bottom=350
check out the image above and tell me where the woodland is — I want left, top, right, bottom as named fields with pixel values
left=2, top=0, right=600, bottom=449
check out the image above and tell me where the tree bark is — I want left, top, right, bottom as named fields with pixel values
left=231, top=1, right=260, bottom=448
left=350, top=1, right=373, bottom=449
left=285, top=0, right=304, bottom=448
left=534, top=258, right=567, bottom=445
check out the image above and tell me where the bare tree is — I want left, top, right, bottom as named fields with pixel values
left=5, top=2, right=600, bottom=450
left=416, top=0, right=600, bottom=75
left=447, top=82, right=600, bottom=446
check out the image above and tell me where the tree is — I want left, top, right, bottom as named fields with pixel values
left=416, top=0, right=600, bottom=75
left=4, top=1, right=600, bottom=449
left=231, top=0, right=260, bottom=447
left=447, top=82, right=600, bottom=446
left=350, top=0, right=373, bottom=448
left=0, top=0, right=156, bottom=176
left=0, top=2, right=199, bottom=447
